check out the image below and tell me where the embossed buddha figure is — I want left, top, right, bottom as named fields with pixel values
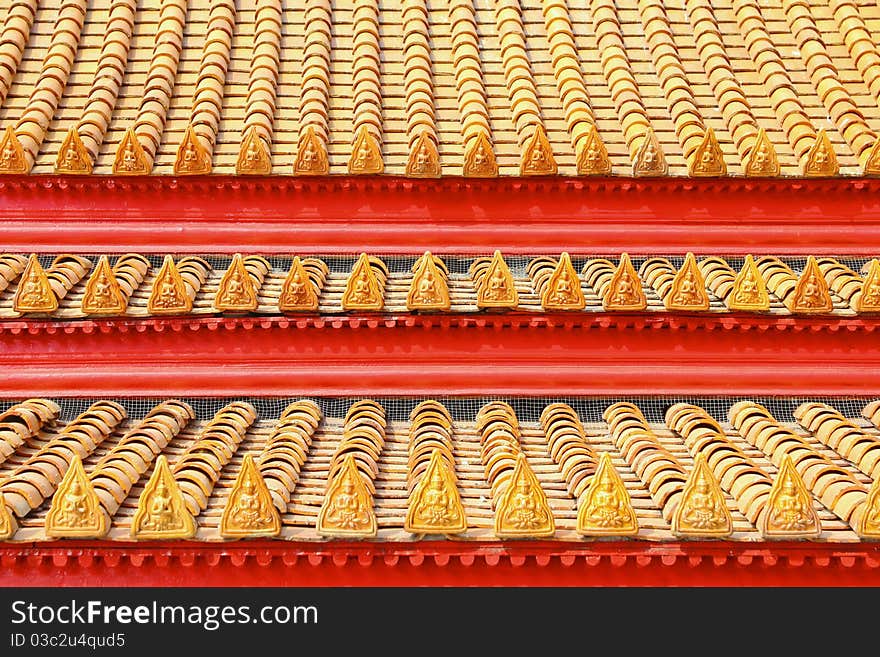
left=300, top=140, right=318, bottom=170
left=419, top=468, right=453, bottom=525
left=640, top=142, right=658, bottom=170
left=244, top=137, right=261, bottom=165
left=589, top=477, right=627, bottom=527
left=770, top=478, right=812, bottom=531
left=352, top=267, right=373, bottom=304
left=182, top=140, right=199, bottom=166
left=221, top=268, right=247, bottom=305
left=753, top=143, right=769, bottom=169
left=155, top=274, right=183, bottom=308
left=800, top=273, right=823, bottom=307
left=353, top=138, right=372, bottom=170
left=866, top=493, right=880, bottom=532
left=232, top=477, right=267, bottom=528
left=21, top=267, right=46, bottom=304
left=486, top=266, right=509, bottom=300
left=865, top=278, right=880, bottom=307
left=415, top=267, right=439, bottom=304
left=681, top=476, right=722, bottom=529
left=506, top=477, right=543, bottom=529
left=143, top=479, right=179, bottom=532
left=735, top=268, right=759, bottom=304
left=326, top=477, right=367, bottom=530
left=673, top=270, right=700, bottom=305
left=91, top=270, right=114, bottom=306
left=60, top=478, right=89, bottom=526
left=62, top=142, right=80, bottom=169
left=613, top=270, right=636, bottom=305
left=550, top=268, right=574, bottom=304
left=524, top=143, right=547, bottom=173
left=284, top=270, right=307, bottom=303
left=1, top=139, right=18, bottom=168
left=414, top=142, right=431, bottom=173
left=120, top=139, right=138, bottom=171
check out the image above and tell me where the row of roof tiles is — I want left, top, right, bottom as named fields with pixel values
left=2, top=251, right=878, bottom=318
left=2, top=0, right=880, bottom=177
left=1, top=396, right=879, bottom=543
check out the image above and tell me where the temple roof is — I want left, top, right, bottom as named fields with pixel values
left=2, top=395, right=879, bottom=543
left=1, top=0, right=880, bottom=177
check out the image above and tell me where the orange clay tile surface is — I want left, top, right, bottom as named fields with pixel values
left=1, top=0, right=880, bottom=176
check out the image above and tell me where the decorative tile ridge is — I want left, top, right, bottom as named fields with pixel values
left=0, top=541, right=878, bottom=569
left=0, top=313, right=878, bottom=336
left=3, top=174, right=880, bottom=196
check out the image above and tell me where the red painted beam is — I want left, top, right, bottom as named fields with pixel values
left=1, top=541, right=878, bottom=587
left=0, top=314, right=877, bottom=396
left=0, top=176, right=879, bottom=254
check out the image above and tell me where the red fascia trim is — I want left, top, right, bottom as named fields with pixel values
left=1, top=175, right=880, bottom=254
left=1, top=541, right=879, bottom=587
left=0, top=314, right=878, bottom=396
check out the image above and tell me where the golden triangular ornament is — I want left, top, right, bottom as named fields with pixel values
left=745, top=128, right=779, bottom=177
left=463, top=131, right=498, bottom=177
left=220, top=454, right=281, bottom=538
left=406, top=131, right=441, bottom=178
left=541, top=252, right=585, bottom=310
left=405, top=449, right=466, bottom=534
left=672, top=455, right=732, bottom=538
left=760, top=456, right=821, bottom=539
left=294, top=126, right=329, bottom=175
left=113, top=127, right=150, bottom=175
left=603, top=253, right=646, bottom=311
left=131, top=455, right=197, bottom=540
left=45, top=455, right=107, bottom=538
left=632, top=129, right=667, bottom=176
left=214, top=253, right=259, bottom=312
left=856, top=475, right=880, bottom=539
left=342, top=253, right=383, bottom=311
left=576, top=124, right=612, bottom=175
left=407, top=252, right=450, bottom=311
left=520, top=124, right=557, bottom=175
left=577, top=452, right=638, bottom=536
left=666, top=252, right=709, bottom=311
left=348, top=126, right=383, bottom=174
left=55, top=127, right=92, bottom=174
left=236, top=126, right=272, bottom=175
left=0, top=126, right=28, bottom=174
left=174, top=125, right=212, bottom=175
left=689, top=128, right=727, bottom=177
left=803, top=129, right=838, bottom=177
left=791, top=256, right=833, bottom=313
left=477, top=251, right=518, bottom=309
left=148, top=255, right=191, bottom=314
left=495, top=454, right=555, bottom=538
left=14, top=254, right=57, bottom=313
left=858, top=259, right=880, bottom=312
left=730, top=254, right=770, bottom=311
left=81, top=255, right=127, bottom=314
left=317, top=454, right=377, bottom=537
left=279, top=256, right=319, bottom=312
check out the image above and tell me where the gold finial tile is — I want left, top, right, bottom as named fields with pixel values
left=13, top=254, right=57, bottom=313
left=856, top=475, right=880, bottom=539
left=463, top=131, right=498, bottom=177
left=858, top=259, right=880, bottom=313
left=131, top=455, right=197, bottom=540
left=689, top=127, right=727, bottom=177
left=864, top=136, right=880, bottom=176
left=294, top=126, right=329, bottom=176
left=0, top=126, right=27, bottom=174
left=672, top=454, right=732, bottom=538
left=405, top=449, right=466, bottom=534
left=236, top=126, right=271, bottom=175
left=342, top=253, right=383, bottom=311
left=761, top=456, right=821, bottom=539
left=0, top=492, right=17, bottom=540
left=317, top=454, right=377, bottom=538
left=82, top=255, right=127, bottom=315
left=632, top=129, right=667, bottom=176
left=348, top=125, right=384, bottom=175
left=603, top=253, right=647, bottom=311
left=407, top=252, right=450, bottom=311
left=666, top=252, right=710, bottom=311
left=219, top=454, right=280, bottom=538
left=113, top=128, right=150, bottom=175
left=745, top=128, right=779, bottom=177
left=174, top=125, right=212, bottom=175
left=406, top=131, right=441, bottom=178
left=730, top=254, right=770, bottom=311
left=495, top=453, right=555, bottom=538
left=541, top=252, right=585, bottom=310
left=577, top=452, right=638, bottom=536
left=576, top=124, right=612, bottom=175
left=45, top=455, right=107, bottom=538
left=803, top=129, right=838, bottom=177
left=279, top=256, right=319, bottom=312
left=477, top=250, right=518, bottom=309
left=520, top=124, right=557, bottom=175
left=148, top=255, right=191, bottom=314
left=214, top=253, right=258, bottom=312
left=54, top=127, right=92, bottom=174
left=791, top=255, right=833, bottom=313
